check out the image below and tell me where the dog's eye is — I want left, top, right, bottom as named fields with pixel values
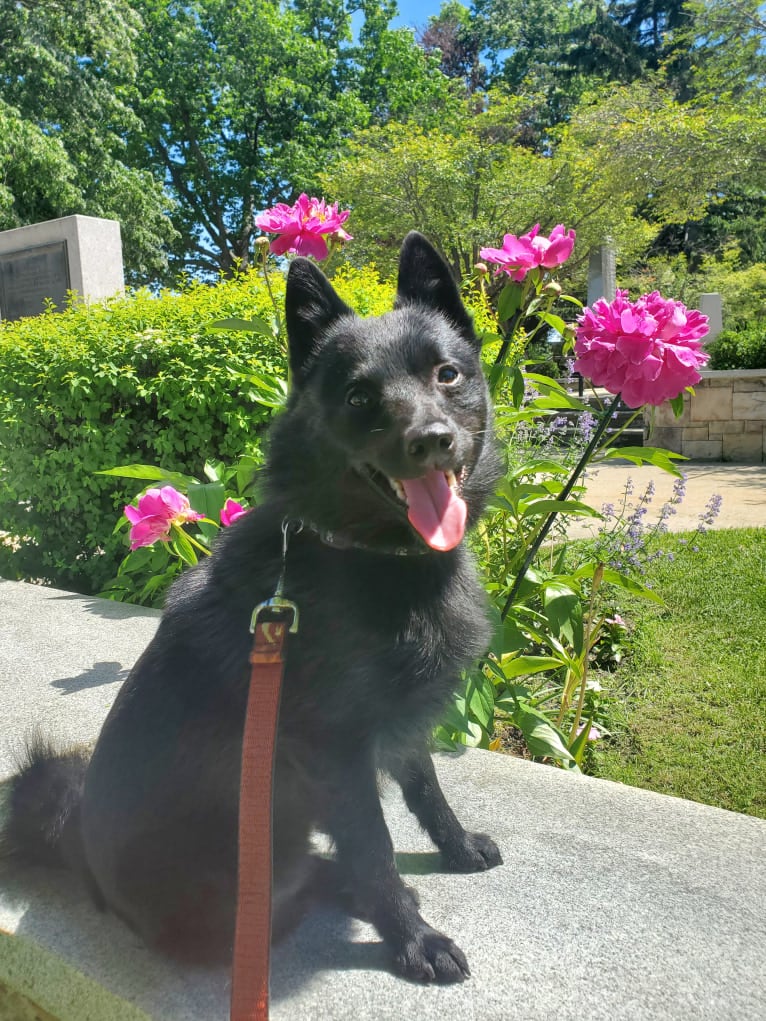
left=347, top=387, right=372, bottom=409
left=437, top=365, right=460, bottom=385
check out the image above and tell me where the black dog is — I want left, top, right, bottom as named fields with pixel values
left=2, top=233, right=503, bottom=983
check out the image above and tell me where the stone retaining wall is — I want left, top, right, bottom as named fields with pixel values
left=645, top=370, right=766, bottom=462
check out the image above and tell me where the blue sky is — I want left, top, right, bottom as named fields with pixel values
left=392, top=1, right=445, bottom=32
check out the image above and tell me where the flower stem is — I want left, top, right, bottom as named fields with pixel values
left=500, top=391, right=622, bottom=621
left=260, top=251, right=283, bottom=343
left=184, top=530, right=212, bottom=556
left=569, top=563, right=604, bottom=740
left=598, top=406, right=640, bottom=451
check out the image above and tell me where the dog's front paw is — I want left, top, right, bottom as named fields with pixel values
left=441, top=831, right=503, bottom=873
left=393, top=926, right=470, bottom=984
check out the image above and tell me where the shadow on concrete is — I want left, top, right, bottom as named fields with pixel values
left=51, top=661, right=128, bottom=694
left=271, top=910, right=390, bottom=1003
left=4, top=864, right=398, bottom=1016
left=50, top=592, right=161, bottom=622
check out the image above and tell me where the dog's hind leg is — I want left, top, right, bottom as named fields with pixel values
left=388, top=747, right=503, bottom=873
left=103, top=813, right=240, bottom=965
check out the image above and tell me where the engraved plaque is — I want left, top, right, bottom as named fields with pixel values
left=0, top=241, right=70, bottom=321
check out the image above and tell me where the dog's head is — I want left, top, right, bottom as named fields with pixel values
left=267, top=233, right=501, bottom=553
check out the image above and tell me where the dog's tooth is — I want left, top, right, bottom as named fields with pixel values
left=445, top=470, right=457, bottom=490
left=388, top=477, right=407, bottom=502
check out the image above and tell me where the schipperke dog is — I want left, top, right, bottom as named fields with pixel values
left=1, top=232, right=503, bottom=983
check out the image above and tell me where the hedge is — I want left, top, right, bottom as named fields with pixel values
left=0, top=262, right=497, bottom=593
left=0, top=270, right=295, bottom=593
left=707, top=322, right=766, bottom=371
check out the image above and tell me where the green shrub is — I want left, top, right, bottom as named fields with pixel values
left=707, top=322, right=766, bottom=370
left=0, top=260, right=558, bottom=596
left=0, top=272, right=288, bottom=593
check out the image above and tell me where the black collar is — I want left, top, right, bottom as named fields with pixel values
left=301, top=519, right=430, bottom=557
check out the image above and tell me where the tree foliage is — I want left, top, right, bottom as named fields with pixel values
left=323, top=78, right=750, bottom=291
left=2, top=0, right=764, bottom=296
left=0, top=0, right=175, bottom=282
left=127, top=0, right=454, bottom=280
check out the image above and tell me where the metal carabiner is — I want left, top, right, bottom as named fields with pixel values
left=249, top=518, right=302, bottom=634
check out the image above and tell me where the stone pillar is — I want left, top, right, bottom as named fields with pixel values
left=0, top=215, right=124, bottom=321
left=698, top=293, right=723, bottom=344
left=587, top=244, right=617, bottom=306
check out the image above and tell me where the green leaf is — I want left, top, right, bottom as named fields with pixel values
left=187, top=481, right=225, bottom=539
left=203, top=461, right=223, bottom=483
left=206, top=316, right=274, bottom=338
left=538, top=312, right=569, bottom=335
left=517, top=498, right=599, bottom=519
left=97, top=464, right=198, bottom=487
left=513, top=703, right=579, bottom=769
left=497, top=282, right=523, bottom=322
left=170, top=528, right=198, bottom=567
left=523, top=372, right=570, bottom=392
left=574, top=563, right=665, bottom=604
left=543, top=582, right=584, bottom=653
left=467, top=673, right=495, bottom=730
left=600, top=446, right=686, bottom=476
left=568, top=715, right=594, bottom=766
left=506, top=459, right=570, bottom=480
left=500, top=654, right=565, bottom=679
left=480, top=330, right=504, bottom=348
left=240, top=370, right=288, bottom=409
left=670, top=393, right=686, bottom=418
left=511, top=366, right=525, bottom=408
left=235, top=455, right=259, bottom=496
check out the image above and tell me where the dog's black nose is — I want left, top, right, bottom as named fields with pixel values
left=405, top=423, right=455, bottom=466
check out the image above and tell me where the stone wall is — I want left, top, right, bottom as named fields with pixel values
left=645, top=370, right=766, bottom=462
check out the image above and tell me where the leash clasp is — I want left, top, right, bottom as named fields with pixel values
left=250, top=597, right=299, bottom=635
left=249, top=518, right=302, bottom=635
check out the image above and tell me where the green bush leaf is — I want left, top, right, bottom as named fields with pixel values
left=206, top=316, right=274, bottom=337
left=97, top=464, right=199, bottom=486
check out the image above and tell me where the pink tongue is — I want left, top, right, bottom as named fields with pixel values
left=401, top=471, right=467, bottom=551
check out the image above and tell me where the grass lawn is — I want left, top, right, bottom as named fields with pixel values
left=590, top=527, right=766, bottom=819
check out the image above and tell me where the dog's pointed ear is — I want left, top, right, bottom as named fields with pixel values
left=285, top=258, right=354, bottom=384
left=395, top=232, right=477, bottom=347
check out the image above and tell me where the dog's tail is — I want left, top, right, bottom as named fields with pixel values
left=0, top=732, right=91, bottom=875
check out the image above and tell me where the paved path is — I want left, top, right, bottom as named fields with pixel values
left=570, top=461, right=766, bottom=538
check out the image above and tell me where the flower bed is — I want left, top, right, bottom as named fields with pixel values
left=645, top=370, right=766, bottom=462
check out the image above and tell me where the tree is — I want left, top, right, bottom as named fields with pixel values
left=418, top=1, right=487, bottom=94
left=638, top=1, right=766, bottom=270
left=322, top=82, right=753, bottom=288
left=321, top=95, right=551, bottom=279
left=128, top=0, right=454, bottom=281
left=0, top=0, right=175, bottom=283
left=472, top=0, right=642, bottom=146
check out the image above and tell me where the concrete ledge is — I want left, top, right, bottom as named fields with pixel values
left=1, top=580, right=765, bottom=1020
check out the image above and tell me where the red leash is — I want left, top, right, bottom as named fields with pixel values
left=230, top=522, right=300, bottom=1021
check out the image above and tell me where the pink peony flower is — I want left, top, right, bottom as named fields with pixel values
left=573, top=290, right=709, bottom=408
left=220, top=498, right=248, bottom=527
left=124, top=487, right=203, bottom=550
left=254, top=194, right=352, bottom=261
left=480, top=224, right=576, bottom=281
